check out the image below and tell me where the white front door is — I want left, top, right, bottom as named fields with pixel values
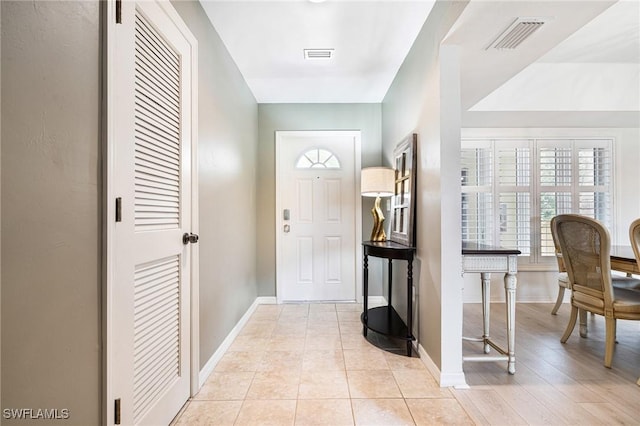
left=109, top=1, right=197, bottom=424
left=276, top=131, right=360, bottom=302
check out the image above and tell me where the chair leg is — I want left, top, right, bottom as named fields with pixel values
left=551, top=286, right=565, bottom=315
left=561, top=305, right=578, bottom=343
left=579, top=309, right=588, bottom=338
left=604, top=317, right=616, bottom=368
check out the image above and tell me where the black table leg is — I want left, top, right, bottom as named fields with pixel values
left=361, top=242, right=415, bottom=356
left=406, top=258, right=413, bottom=356
left=363, top=253, right=368, bottom=337
left=388, top=258, right=393, bottom=307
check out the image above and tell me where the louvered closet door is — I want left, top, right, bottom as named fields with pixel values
left=112, top=1, right=194, bottom=425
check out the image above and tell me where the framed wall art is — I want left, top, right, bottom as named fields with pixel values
left=390, top=133, right=417, bottom=246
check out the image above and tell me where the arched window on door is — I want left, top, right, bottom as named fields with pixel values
left=295, top=148, right=341, bottom=169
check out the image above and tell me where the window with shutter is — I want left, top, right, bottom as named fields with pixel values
left=497, top=143, right=531, bottom=256
left=461, top=138, right=613, bottom=267
left=461, top=143, right=493, bottom=245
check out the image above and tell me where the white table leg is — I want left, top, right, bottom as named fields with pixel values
left=505, top=271, right=517, bottom=374
left=481, top=272, right=491, bottom=354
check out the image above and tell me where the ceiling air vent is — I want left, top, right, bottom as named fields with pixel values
left=486, top=18, right=547, bottom=50
left=304, top=49, right=334, bottom=60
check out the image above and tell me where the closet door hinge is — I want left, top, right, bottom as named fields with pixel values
left=115, top=197, right=122, bottom=222
left=116, top=0, right=122, bottom=24
left=114, top=398, right=121, bottom=425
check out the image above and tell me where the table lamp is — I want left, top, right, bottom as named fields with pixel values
left=361, top=167, right=395, bottom=242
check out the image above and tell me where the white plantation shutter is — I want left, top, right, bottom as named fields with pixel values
left=461, top=192, right=493, bottom=243
left=539, top=141, right=573, bottom=256
left=462, top=138, right=613, bottom=265
left=461, top=146, right=492, bottom=186
left=539, top=192, right=572, bottom=255
left=497, top=144, right=531, bottom=255
left=540, top=147, right=572, bottom=186
left=578, top=144, right=611, bottom=225
left=461, top=141, right=531, bottom=256
left=496, top=192, right=530, bottom=255
left=538, top=140, right=612, bottom=258
left=461, top=143, right=493, bottom=245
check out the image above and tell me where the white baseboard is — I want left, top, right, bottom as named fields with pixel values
left=256, top=296, right=277, bottom=305
left=442, top=372, right=469, bottom=389
left=417, top=343, right=468, bottom=389
left=463, top=299, right=565, bottom=304
left=197, top=296, right=274, bottom=388
left=367, top=296, right=388, bottom=306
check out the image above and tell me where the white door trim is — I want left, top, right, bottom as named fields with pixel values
left=104, top=1, right=199, bottom=424
left=275, top=130, right=362, bottom=304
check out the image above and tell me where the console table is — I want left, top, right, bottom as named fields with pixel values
left=462, top=242, right=521, bottom=374
left=361, top=241, right=416, bottom=356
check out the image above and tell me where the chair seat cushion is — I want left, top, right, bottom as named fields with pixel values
left=613, top=287, right=640, bottom=317
left=612, top=276, right=640, bottom=291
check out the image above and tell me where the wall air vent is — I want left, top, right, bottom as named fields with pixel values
left=304, top=48, right=334, bottom=60
left=486, top=18, right=547, bottom=50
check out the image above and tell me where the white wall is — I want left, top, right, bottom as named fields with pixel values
left=461, top=127, right=640, bottom=303
left=1, top=0, right=3, bottom=407
left=1, top=2, right=260, bottom=421
left=1, top=1, right=101, bottom=423
left=171, top=1, right=260, bottom=371
left=381, top=1, right=469, bottom=387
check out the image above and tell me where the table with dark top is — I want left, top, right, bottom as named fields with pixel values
left=361, top=241, right=416, bottom=356
left=462, top=242, right=521, bottom=374
left=610, top=245, right=640, bottom=275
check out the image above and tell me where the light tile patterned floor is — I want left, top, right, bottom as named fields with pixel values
left=172, top=303, right=474, bottom=425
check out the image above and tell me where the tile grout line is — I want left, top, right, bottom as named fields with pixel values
left=335, top=304, right=359, bottom=426
left=199, top=302, right=471, bottom=425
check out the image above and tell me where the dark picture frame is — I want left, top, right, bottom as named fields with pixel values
left=390, top=133, right=417, bottom=246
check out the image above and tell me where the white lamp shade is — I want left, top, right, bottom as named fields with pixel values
left=361, top=167, right=395, bottom=197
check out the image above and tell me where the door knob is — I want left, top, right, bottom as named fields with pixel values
left=183, top=233, right=199, bottom=245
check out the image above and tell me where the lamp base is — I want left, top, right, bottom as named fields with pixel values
left=370, top=196, right=386, bottom=242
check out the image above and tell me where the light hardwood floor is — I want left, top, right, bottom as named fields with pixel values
left=173, top=302, right=640, bottom=425
left=457, top=302, right=640, bottom=425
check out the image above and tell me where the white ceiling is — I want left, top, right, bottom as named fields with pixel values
left=200, top=0, right=640, bottom=126
left=538, top=0, right=639, bottom=64
left=464, top=0, right=640, bottom=127
left=444, top=0, right=622, bottom=109
left=200, top=0, right=436, bottom=103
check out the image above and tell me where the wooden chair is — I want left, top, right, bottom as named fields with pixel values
left=630, top=218, right=640, bottom=386
left=551, top=215, right=640, bottom=317
left=630, top=218, right=640, bottom=276
left=555, top=214, right=640, bottom=368
left=550, top=216, right=571, bottom=315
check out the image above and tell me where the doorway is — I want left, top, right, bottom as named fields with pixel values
left=275, top=131, right=362, bottom=303
left=106, top=0, right=199, bottom=424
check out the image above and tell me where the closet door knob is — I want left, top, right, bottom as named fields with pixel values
left=182, top=233, right=199, bottom=245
